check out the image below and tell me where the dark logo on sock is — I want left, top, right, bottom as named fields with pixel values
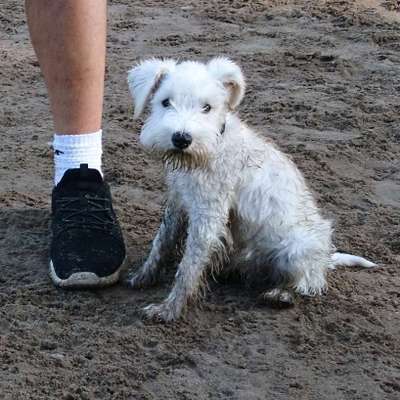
left=54, top=149, right=64, bottom=155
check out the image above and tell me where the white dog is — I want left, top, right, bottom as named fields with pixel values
left=126, top=57, right=376, bottom=321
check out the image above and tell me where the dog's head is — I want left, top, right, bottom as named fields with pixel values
left=128, top=57, right=245, bottom=170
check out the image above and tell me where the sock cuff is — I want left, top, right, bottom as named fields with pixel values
left=53, top=130, right=103, bottom=185
left=53, top=130, right=102, bottom=148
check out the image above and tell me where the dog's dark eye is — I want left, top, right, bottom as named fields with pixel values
left=162, top=98, right=171, bottom=108
left=202, top=104, right=212, bottom=113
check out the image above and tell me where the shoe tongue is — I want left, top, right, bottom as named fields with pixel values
left=58, top=164, right=104, bottom=193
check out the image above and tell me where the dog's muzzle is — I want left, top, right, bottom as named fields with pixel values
left=171, top=132, right=192, bottom=150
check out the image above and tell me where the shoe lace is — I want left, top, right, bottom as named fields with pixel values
left=55, top=194, right=115, bottom=232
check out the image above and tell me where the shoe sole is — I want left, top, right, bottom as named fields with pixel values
left=49, top=258, right=126, bottom=289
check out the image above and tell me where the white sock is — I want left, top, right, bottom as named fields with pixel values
left=53, top=130, right=103, bottom=185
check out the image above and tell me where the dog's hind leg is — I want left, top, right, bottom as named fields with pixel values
left=279, top=253, right=329, bottom=297
left=259, top=288, right=295, bottom=308
left=269, top=239, right=330, bottom=297
left=143, top=210, right=229, bottom=321
left=128, top=200, right=184, bottom=288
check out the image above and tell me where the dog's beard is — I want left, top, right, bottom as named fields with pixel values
left=161, top=148, right=209, bottom=171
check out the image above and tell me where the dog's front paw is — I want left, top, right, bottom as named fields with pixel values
left=127, top=270, right=158, bottom=289
left=142, top=301, right=182, bottom=322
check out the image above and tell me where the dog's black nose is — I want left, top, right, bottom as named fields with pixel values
left=171, top=132, right=192, bottom=149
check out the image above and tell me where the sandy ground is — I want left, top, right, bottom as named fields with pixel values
left=1, top=0, right=400, bottom=399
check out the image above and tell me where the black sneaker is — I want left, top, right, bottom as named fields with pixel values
left=49, top=164, right=126, bottom=288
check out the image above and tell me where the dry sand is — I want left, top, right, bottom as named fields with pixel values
left=1, top=1, right=400, bottom=399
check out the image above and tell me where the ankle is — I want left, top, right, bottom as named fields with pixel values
left=53, top=130, right=103, bottom=185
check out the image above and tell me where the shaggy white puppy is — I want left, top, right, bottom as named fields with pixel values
left=126, top=57, right=376, bottom=322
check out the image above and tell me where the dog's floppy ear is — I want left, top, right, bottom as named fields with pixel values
left=207, top=57, right=245, bottom=110
left=128, top=58, right=176, bottom=119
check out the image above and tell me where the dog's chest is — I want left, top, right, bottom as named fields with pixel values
left=167, top=169, right=236, bottom=212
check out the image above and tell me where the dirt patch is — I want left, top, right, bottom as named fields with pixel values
left=1, top=1, right=399, bottom=399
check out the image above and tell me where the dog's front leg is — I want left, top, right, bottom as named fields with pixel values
left=128, top=200, right=184, bottom=288
left=143, top=211, right=229, bottom=322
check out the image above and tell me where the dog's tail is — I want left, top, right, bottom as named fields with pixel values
left=331, top=252, right=377, bottom=269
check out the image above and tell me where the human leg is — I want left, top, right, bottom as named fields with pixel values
left=26, top=0, right=126, bottom=288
